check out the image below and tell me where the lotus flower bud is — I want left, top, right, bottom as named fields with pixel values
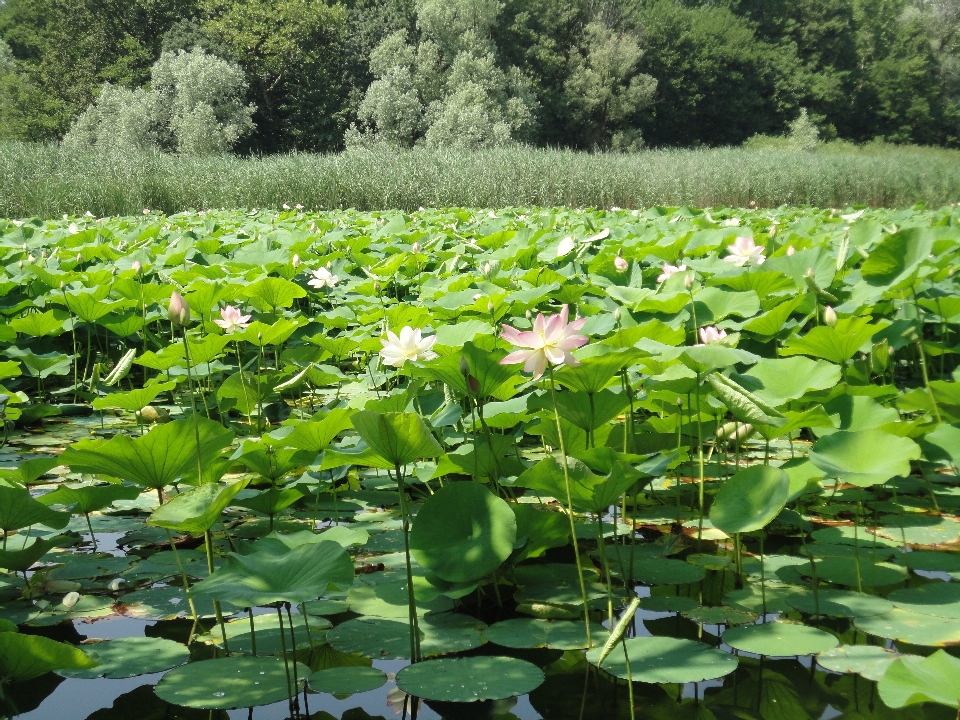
left=107, top=578, right=126, bottom=591
left=684, top=274, right=693, bottom=290
left=614, top=252, right=628, bottom=273
left=292, top=254, right=301, bottom=268
left=525, top=310, right=532, bottom=321
left=484, top=262, right=492, bottom=275
left=59, top=281, right=65, bottom=291
left=411, top=242, right=420, bottom=254
left=786, top=245, right=795, bottom=255
left=805, top=267, right=814, bottom=278
left=168, top=291, right=190, bottom=326
left=374, top=281, right=381, bottom=293
left=824, top=306, right=837, bottom=327
left=614, top=307, right=621, bottom=321
left=62, top=591, right=81, bottom=608
left=460, top=356, right=471, bottom=377
left=131, top=260, right=142, bottom=274
left=487, top=301, right=494, bottom=313
left=77, top=253, right=83, bottom=263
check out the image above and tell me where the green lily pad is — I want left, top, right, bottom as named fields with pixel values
left=903, top=550, right=960, bottom=573
left=57, top=637, right=189, bottom=679
left=873, top=515, right=960, bottom=547
left=722, top=622, right=838, bottom=656
left=48, top=555, right=135, bottom=580
left=786, top=590, right=894, bottom=618
left=615, top=557, right=705, bottom=586
left=805, top=557, right=908, bottom=587
left=723, top=585, right=798, bottom=614
left=347, top=579, right=454, bottom=618
left=817, top=644, right=906, bottom=681
left=641, top=595, right=700, bottom=613
left=878, top=650, right=960, bottom=710
left=326, top=613, right=487, bottom=660
left=211, top=612, right=331, bottom=654
left=396, top=656, right=544, bottom=702
left=483, top=618, right=609, bottom=650
left=855, top=608, right=960, bottom=646
left=888, top=582, right=960, bottom=619
left=682, top=606, right=758, bottom=626
left=120, top=585, right=222, bottom=620
left=26, top=595, right=115, bottom=626
left=302, top=599, right=350, bottom=616
left=587, top=636, right=738, bottom=683
left=308, top=666, right=387, bottom=695
left=155, top=656, right=311, bottom=709
left=410, top=482, right=516, bottom=584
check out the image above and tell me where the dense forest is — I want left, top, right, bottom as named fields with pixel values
left=1, top=0, right=958, bottom=153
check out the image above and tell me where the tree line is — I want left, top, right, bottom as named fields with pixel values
left=1, top=0, right=958, bottom=154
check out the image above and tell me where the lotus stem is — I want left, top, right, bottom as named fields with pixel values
left=205, top=530, right=229, bottom=653
left=595, top=515, right=614, bottom=629
left=276, top=605, right=294, bottom=715
left=622, top=636, right=635, bottom=720
left=548, top=366, right=592, bottom=648
left=164, top=529, right=201, bottom=645
left=284, top=602, right=300, bottom=706
left=247, top=607, right=257, bottom=656
left=84, top=513, right=97, bottom=552
left=395, top=462, right=421, bottom=662
left=696, top=372, right=705, bottom=551
left=759, top=530, right=767, bottom=620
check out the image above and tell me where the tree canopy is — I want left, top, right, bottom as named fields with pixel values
left=1, top=0, right=958, bottom=151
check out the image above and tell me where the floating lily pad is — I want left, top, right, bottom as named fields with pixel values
left=302, top=599, right=350, bottom=616
left=587, top=636, right=738, bottom=683
left=855, top=608, right=960, bottom=646
left=48, top=555, right=135, bottom=580
left=513, top=580, right=608, bottom=607
left=786, top=590, right=893, bottom=618
left=722, top=622, right=838, bottom=656
left=347, top=578, right=454, bottom=617
left=723, top=585, right=798, bottom=614
left=26, top=595, right=115, bottom=626
left=817, top=644, right=906, bottom=681
left=327, top=613, right=487, bottom=660
left=396, top=656, right=544, bottom=702
left=873, top=516, right=960, bottom=547
left=683, top=606, right=758, bottom=626
left=155, top=656, right=311, bottom=709
left=903, top=550, right=960, bottom=573
left=613, top=557, right=705, bottom=586
left=888, top=582, right=960, bottom=619
left=211, top=612, right=331, bottom=654
left=805, top=557, right=908, bottom=587
left=58, top=637, right=189, bottom=679
left=120, top=585, right=221, bottom=620
left=308, top=666, right=387, bottom=695
left=483, top=618, right=608, bottom=650
left=641, top=595, right=700, bottom=613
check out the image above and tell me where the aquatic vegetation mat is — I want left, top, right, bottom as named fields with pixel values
left=0, top=204, right=959, bottom=719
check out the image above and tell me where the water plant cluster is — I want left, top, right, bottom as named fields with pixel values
left=0, top=203, right=959, bottom=719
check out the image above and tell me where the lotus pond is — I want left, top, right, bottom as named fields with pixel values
left=1, top=204, right=960, bottom=720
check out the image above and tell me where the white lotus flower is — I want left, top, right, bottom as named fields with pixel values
left=697, top=326, right=727, bottom=345
left=380, top=327, right=438, bottom=367
left=657, top=262, right=687, bottom=283
left=723, top=236, right=766, bottom=267
left=308, top=267, right=338, bottom=288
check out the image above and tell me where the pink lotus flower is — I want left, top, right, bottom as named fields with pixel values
left=168, top=292, right=190, bottom=327
left=697, top=326, right=727, bottom=345
left=308, top=267, right=338, bottom=288
left=500, top=304, right=588, bottom=380
left=614, top=253, right=628, bottom=272
left=723, top=236, right=765, bottom=267
left=657, top=262, right=687, bottom=283
left=214, top=305, right=251, bottom=334
left=380, top=327, right=437, bottom=367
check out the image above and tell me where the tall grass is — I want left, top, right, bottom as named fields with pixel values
left=2, top=141, right=960, bottom=217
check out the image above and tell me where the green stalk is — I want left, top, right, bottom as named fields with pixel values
left=248, top=607, right=257, bottom=656
left=695, top=372, right=706, bottom=552
left=164, top=528, right=201, bottom=645
left=595, top=515, right=614, bottom=629
left=396, top=462, right=421, bottom=662
left=548, top=366, right=592, bottom=648
left=276, top=605, right=294, bottom=715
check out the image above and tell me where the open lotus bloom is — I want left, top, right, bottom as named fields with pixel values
left=213, top=305, right=251, bottom=334
left=697, top=325, right=727, bottom=345
left=658, top=262, right=687, bottom=283
left=308, top=267, right=339, bottom=288
left=380, top=326, right=438, bottom=367
left=500, top=304, right=589, bottom=380
left=723, top=236, right=765, bottom=266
